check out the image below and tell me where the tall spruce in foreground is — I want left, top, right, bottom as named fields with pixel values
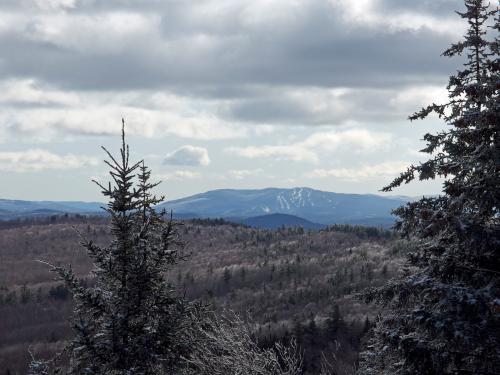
left=29, top=121, right=305, bottom=375
left=359, top=1, right=499, bottom=374
left=31, top=121, right=202, bottom=375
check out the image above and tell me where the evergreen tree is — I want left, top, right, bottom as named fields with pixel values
left=223, top=267, right=232, bottom=284
left=359, top=2, right=499, bottom=374
left=325, top=305, right=343, bottom=339
left=31, top=121, right=203, bottom=375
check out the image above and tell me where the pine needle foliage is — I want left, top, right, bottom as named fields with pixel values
left=359, top=1, right=499, bottom=374
left=31, top=120, right=203, bottom=375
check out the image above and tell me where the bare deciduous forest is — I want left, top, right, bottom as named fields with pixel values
left=0, top=215, right=402, bottom=374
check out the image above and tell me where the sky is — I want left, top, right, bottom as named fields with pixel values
left=0, top=0, right=479, bottom=201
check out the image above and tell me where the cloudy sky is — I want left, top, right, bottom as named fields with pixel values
left=0, top=0, right=475, bottom=201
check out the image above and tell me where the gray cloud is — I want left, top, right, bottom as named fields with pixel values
left=0, top=1, right=460, bottom=93
left=0, top=0, right=468, bottom=138
left=223, top=85, right=448, bottom=125
left=0, top=148, right=98, bottom=172
left=163, top=145, right=210, bottom=166
left=376, top=0, right=460, bottom=15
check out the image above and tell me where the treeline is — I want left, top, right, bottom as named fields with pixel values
left=321, top=224, right=395, bottom=239
left=0, top=213, right=107, bottom=229
left=0, top=283, right=73, bottom=306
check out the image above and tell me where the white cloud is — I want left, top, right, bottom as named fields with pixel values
left=306, top=161, right=409, bottom=181
left=227, top=85, right=448, bottom=126
left=0, top=79, right=80, bottom=106
left=252, top=125, right=276, bottom=136
left=226, top=145, right=318, bottom=163
left=33, top=0, right=77, bottom=11
left=0, top=80, right=247, bottom=142
left=163, top=145, right=210, bottom=166
left=227, top=169, right=264, bottom=180
left=303, top=128, right=392, bottom=152
left=23, top=12, right=160, bottom=54
left=335, top=0, right=464, bottom=35
left=389, top=86, right=448, bottom=112
left=0, top=149, right=98, bottom=172
left=155, top=170, right=201, bottom=181
left=226, top=128, right=392, bottom=163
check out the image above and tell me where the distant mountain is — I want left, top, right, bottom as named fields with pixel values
left=0, top=199, right=103, bottom=220
left=0, top=188, right=409, bottom=227
left=159, top=187, right=409, bottom=227
left=240, top=213, right=326, bottom=230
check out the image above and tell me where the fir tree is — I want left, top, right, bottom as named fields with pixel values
left=31, top=120, right=203, bottom=375
left=325, top=305, right=343, bottom=339
left=359, top=1, right=499, bottom=374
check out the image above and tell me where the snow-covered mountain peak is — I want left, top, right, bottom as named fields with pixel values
left=277, top=187, right=316, bottom=210
left=159, top=187, right=409, bottom=226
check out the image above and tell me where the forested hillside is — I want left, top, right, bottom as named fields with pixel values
left=0, top=215, right=402, bottom=374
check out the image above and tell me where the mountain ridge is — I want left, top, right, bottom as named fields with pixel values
left=0, top=188, right=409, bottom=226
left=239, top=213, right=326, bottom=230
left=159, top=187, right=408, bottom=226
left=0, top=199, right=103, bottom=220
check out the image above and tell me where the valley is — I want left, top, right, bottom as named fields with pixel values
left=0, top=215, right=404, bottom=374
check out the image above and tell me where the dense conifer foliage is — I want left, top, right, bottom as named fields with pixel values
left=359, top=1, right=499, bottom=374
left=30, top=122, right=203, bottom=374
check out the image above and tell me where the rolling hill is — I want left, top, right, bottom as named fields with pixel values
left=0, top=199, right=103, bottom=220
left=0, top=188, right=409, bottom=227
left=240, top=213, right=326, bottom=230
left=159, top=187, right=407, bottom=227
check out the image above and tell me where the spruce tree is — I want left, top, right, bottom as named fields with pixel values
left=31, top=120, right=202, bottom=375
left=359, top=1, right=499, bottom=374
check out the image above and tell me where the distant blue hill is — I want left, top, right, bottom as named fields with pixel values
left=240, top=213, right=326, bottom=230
left=0, top=188, right=409, bottom=227
left=0, top=199, right=103, bottom=220
left=159, top=187, right=408, bottom=227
